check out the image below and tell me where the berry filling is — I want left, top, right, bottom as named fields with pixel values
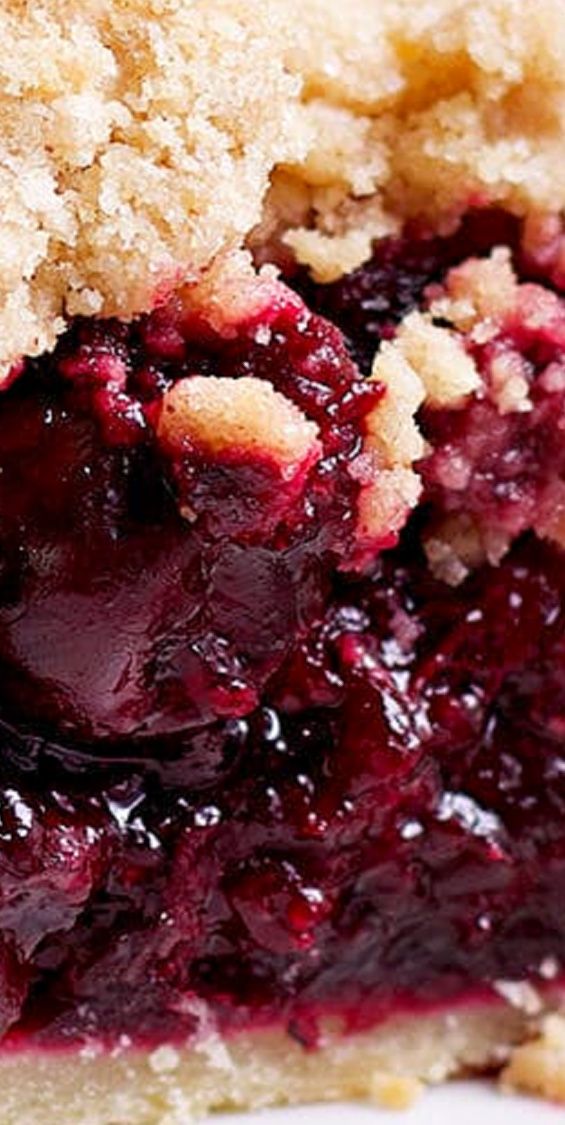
left=0, top=212, right=564, bottom=1052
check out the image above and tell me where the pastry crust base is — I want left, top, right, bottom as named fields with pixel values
left=0, top=999, right=558, bottom=1124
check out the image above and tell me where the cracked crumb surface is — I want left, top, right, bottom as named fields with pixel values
left=4, top=0, right=565, bottom=371
left=159, top=375, right=320, bottom=470
left=0, top=0, right=303, bottom=374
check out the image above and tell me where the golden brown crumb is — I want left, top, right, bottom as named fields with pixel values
left=353, top=463, right=423, bottom=561
left=349, top=343, right=424, bottom=552
left=179, top=252, right=294, bottom=338
left=430, top=249, right=519, bottom=335
left=4, top=0, right=565, bottom=372
left=278, top=0, right=565, bottom=280
left=0, top=0, right=303, bottom=374
left=352, top=305, right=488, bottom=555
left=158, top=376, right=320, bottom=471
left=424, top=518, right=485, bottom=587
left=429, top=251, right=533, bottom=414
left=501, top=1015, right=565, bottom=1102
left=425, top=512, right=516, bottom=586
left=486, top=350, right=532, bottom=415
left=395, top=313, right=480, bottom=409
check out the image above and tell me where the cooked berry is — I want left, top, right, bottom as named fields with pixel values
left=0, top=212, right=563, bottom=1051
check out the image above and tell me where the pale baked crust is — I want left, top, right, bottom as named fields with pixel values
left=3, top=0, right=565, bottom=374
left=0, top=998, right=560, bottom=1125
left=502, top=1013, right=565, bottom=1102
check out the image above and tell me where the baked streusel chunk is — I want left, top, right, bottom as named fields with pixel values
left=2, top=0, right=565, bottom=369
left=1, top=1, right=565, bottom=1122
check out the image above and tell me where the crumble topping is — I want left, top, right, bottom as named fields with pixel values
left=429, top=249, right=520, bottom=338
left=178, top=252, right=297, bottom=338
left=394, top=313, right=481, bottom=409
left=424, top=515, right=509, bottom=588
left=4, top=0, right=565, bottom=373
left=158, top=376, right=321, bottom=471
left=0, top=0, right=303, bottom=374
left=278, top=0, right=565, bottom=280
left=349, top=311, right=480, bottom=565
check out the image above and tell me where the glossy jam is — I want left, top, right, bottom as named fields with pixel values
left=0, top=295, right=380, bottom=743
left=0, top=212, right=563, bottom=1050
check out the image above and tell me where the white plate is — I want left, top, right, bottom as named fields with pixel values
left=215, top=1083, right=554, bottom=1124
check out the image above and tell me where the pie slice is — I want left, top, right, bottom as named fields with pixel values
left=1, top=1, right=565, bottom=1122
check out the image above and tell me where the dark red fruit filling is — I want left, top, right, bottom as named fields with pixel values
left=0, top=292, right=380, bottom=742
left=0, top=212, right=564, bottom=1052
left=420, top=281, right=565, bottom=554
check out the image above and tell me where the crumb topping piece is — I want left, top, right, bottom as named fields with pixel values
left=4, top=0, right=565, bottom=371
left=430, top=248, right=520, bottom=335
left=348, top=345, right=423, bottom=563
left=277, top=0, right=565, bottom=284
left=159, top=376, right=321, bottom=475
left=395, top=313, right=481, bottom=409
left=0, top=0, right=303, bottom=374
left=413, top=246, right=565, bottom=578
left=349, top=311, right=480, bottom=562
left=179, top=252, right=302, bottom=339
